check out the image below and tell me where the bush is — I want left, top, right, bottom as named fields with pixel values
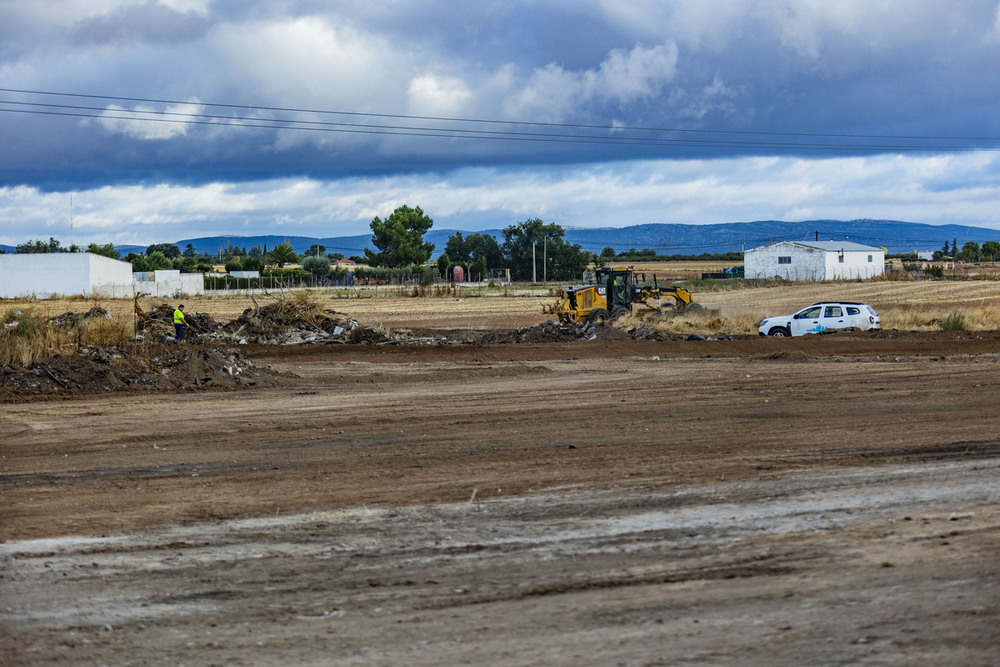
left=939, top=313, right=967, bottom=331
left=0, top=308, right=71, bottom=365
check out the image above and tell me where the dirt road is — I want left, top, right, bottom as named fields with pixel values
left=2, top=334, right=999, bottom=665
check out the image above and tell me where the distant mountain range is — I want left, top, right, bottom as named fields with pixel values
left=3, top=219, right=997, bottom=257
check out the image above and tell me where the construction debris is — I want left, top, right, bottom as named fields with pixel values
left=0, top=347, right=278, bottom=397
left=48, top=306, right=112, bottom=328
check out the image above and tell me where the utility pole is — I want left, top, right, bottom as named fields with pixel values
left=543, top=237, right=547, bottom=283
left=532, top=241, right=537, bottom=283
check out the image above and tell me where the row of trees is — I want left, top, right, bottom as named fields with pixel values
left=364, top=206, right=590, bottom=281
left=599, top=247, right=744, bottom=262
left=929, top=239, right=1000, bottom=262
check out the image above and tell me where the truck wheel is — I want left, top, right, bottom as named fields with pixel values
left=587, top=308, right=610, bottom=325
left=768, top=327, right=790, bottom=337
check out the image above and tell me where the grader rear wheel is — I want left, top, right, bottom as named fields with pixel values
left=610, top=305, right=631, bottom=321
left=586, top=308, right=610, bottom=325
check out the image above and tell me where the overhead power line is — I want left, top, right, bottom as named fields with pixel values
left=1, top=87, right=998, bottom=153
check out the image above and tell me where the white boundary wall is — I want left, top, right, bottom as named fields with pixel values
left=745, top=241, right=885, bottom=281
left=0, top=253, right=204, bottom=298
left=126, top=270, right=205, bottom=297
left=0, top=253, right=134, bottom=298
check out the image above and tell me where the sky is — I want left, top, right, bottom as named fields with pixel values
left=2, top=0, right=1000, bottom=247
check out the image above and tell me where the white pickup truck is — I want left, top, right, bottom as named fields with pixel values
left=758, top=302, right=880, bottom=337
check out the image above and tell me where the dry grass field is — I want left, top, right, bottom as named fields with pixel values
left=4, top=274, right=1000, bottom=334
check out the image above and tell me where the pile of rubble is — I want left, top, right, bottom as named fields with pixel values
left=221, top=302, right=387, bottom=345
left=473, top=320, right=600, bottom=344
left=138, top=303, right=223, bottom=341
left=48, top=306, right=113, bottom=328
left=0, top=347, right=278, bottom=398
left=137, top=302, right=388, bottom=345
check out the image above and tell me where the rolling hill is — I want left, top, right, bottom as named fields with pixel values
left=2, top=219, right=997, bottom=257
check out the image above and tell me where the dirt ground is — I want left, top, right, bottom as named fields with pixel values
left=2, top=319, right=1000, bottom=664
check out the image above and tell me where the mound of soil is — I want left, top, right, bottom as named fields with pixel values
left=0, top=347, right=278, bottom=400
left=473, top=320, right=600, bottom=344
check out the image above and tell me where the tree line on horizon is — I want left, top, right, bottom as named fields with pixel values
left=13, top=212, right=997, bottom=282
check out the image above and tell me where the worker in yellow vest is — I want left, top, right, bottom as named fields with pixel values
left=173, top=304, right=187, bottom=341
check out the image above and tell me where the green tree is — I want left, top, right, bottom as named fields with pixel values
left=601, top=246, right=617, bottom=258
left=146, top=243, right=181, bottom=259
left=224, top=258, right=244, bottom=273
left=471, top=256, right=487, bottom=280
left=951, top=239, right=958, bottom=256
left=981, top=241, right=1000, bottom=262
left=146, top=251, right=173, bottom=270
left=175, top=257, right=198, bottom=273
left=125, top=252, right=149, bottom=272
left=501, top=218, right=589, bottom=281
left=86, top=243, right=120, bottom=259
left=242, top=256, right=264, bottom=272
left=182, top=243, right=197, bottom=258
left=301, top=255, right=332, bottom=277
left=365, top=205, right=434, bottom=267
left=958, top=241, right=981, bottom=262
left=444, top=231, right=502, bottom=268
left=437, top=252, right=451, bottom=277
left=444, top=232, right=468, bottom=262
left=16, top=237, right=65, bottom=253
left=268, top=242, right=299, bottom=268
left=306, top=243, right=326, bottom=257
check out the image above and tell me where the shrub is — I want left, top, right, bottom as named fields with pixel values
left=0, top=308, right=72, bottom=365
left=939, top=313, right=967, bottom=331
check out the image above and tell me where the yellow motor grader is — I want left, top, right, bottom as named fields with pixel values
left=543, top=266, right=702, bottom=325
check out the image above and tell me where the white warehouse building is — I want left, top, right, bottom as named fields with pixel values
left=744, top=241, right=885, bottom=281
left=0, top=253, right=204, bottom=298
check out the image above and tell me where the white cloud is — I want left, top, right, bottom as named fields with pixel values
left=97, top=100, right=204, bottom=140
left=407, top=74, right=473, bottom=117
left=501, top=43, right=678, bottom=121
left=210, top=17, right=410, bottom=112
left=3, top=153, right=1000, bottom=248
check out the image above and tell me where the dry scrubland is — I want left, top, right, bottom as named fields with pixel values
left=4, top=277, right=1000, bottom=336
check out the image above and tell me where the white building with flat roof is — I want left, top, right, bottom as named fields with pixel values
left=744, top=241, right=885, bottom=281
left=0, top=253, right=204, bottom=298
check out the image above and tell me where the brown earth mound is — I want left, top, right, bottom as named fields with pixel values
left=0, top=347, right=278, bottom=400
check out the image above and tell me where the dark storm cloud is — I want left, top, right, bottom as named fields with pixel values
left=71, top=1, right=211, bottom=46
left=1, top=1, right=999, bottom=243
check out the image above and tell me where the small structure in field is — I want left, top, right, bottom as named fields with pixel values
left=744, top=241, right=885, bottom=281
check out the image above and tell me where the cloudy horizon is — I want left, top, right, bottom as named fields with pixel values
left=2, top=1, right=999, bottom=247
